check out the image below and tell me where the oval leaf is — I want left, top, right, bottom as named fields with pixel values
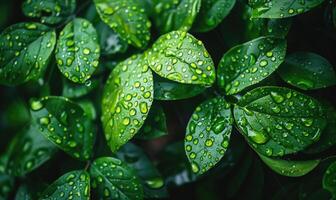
left=147, top=31, right=216, bottom=86
left=0, top=22, right=56, bottom=85
left=40, top=170, right=90, bottom=200
left=323, top=161, right=336, bottom=198
left=30, top=96, right=94, bottom=160
left=101, top=54, right=153, bottom=152
left=56, top=18, right=100, bottom=83
left=90, top=157, right=144, bottom=200
left=185, top=97, right=233, bottom=175
left=217, top=36, right=287, bottom=95
left=278, top=52, right=336, bottom=90
left=234, top=86, right=326, bottom=157
left=94, top=0, right=151, bottom=48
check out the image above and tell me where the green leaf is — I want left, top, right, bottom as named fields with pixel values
left=62, top=78, right=99, bottom=99
left=146, top=31, right=216, bottom=86
left=278, top=52, right=336, bottom=90
left=22, top=0, right=76, bottom=24
left=6, top=125, right=57, bottom=177
left=90, top=157, right=144, bottom=200
left=39, top=170, right=90, bottom=200
left=101, top=54, right=153, bottom=152
left=0, top=173, right=14, bottom=200
left=29, top=96, right=94, bottom=161
left=234, top=86, right=326, bottom=157
left=258, top=153, right=320, bottom=177
left=94, top=0, right=151, bottom=48
left=185, top=97, right=233, bottom=175
left=217, top=36, right=287, bottom=95
left=249, top=0, right=325, bottom=18
left=193, top=0, right=236, bottom=32
left=153, top=0, right=201, bottom=34
left=323, top=161, right=336, bottom=198
left=0, top=22, right=56, bottom=85
left=56, top=18, right=100, bottom=83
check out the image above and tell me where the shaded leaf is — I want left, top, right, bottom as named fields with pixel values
left=62, top=78, right=99, bottom=99
left=323, top=161, right=336, bottom=198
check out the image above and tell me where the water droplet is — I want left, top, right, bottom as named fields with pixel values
left=146, top=177, right=164, bottom=189
left=31, top=100, right=43, bottom=111
left=191, top=162, right=200, bottom=173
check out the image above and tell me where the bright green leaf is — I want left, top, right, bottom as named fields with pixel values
left=101, top=54, right=153, bottom=152
left=217, top=36, right=287, bottom=95
left=185, top=97, right=233, bottom=175
left=56, top=18, right=100, bottom=84
left=0, top=22, right=56, bottom=85
left=323, top=161, right=336, bottom=198
left=234, top=86, right=326, bottom=157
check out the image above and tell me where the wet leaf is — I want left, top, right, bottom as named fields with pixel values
left=30, top=96, right=94, bottom=161
left=0, top=22, right=56, bottom=85
left=22, top=0, right=76, bottom=24
left=0, top=173, right=14, bottom=200
left=146, top=31, right=216, bottom=86
left=39, top=170, right=90, bottom=200
left=94, top=0, right=151, bottom=48
left=62, top=78, right=99, bottom=99
left=56, top=18, right=100, bottom=84
left=234, top=86, right=326, bottom=157
left=249, top=0, right=325, bottom=18
left=193, top=0, right=236, bottom=32
left=278, top=52, right=336, bottom=90
left=90, top=157, right=144, bottom=200
left=185, top=97, right=233, bottom=175
left=217, top=36, right=286, bottom=95
left=101, top=54, right=153, bottom=152
left=323, top=161, right=336, bottom=198
left=152, top=0, right=201, bottom=34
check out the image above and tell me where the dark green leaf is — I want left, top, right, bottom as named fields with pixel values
left=62, top=78, right=99, bottom=98
left=94, top=0, right=151, bottom=48
left=101, top=54, right=153, bottom=152
left=146, top=31, right=216, bottom=86
left=0, top=22, right=56, bottom=85
left=234, top=86, right=326, bottom=157
left=22, top=0, right=76, bottom=24
left=39, top=170, right=90, bottom=200
left=217, top=36, right=287, bottom=95
left=323, top=161, right=336, bottom=198
left=30, top=96, right=94, bottom=160
left=90, top=157, right=144, bottom=200
left=56, top=18, right=100, bottom=83
left=185, top=97, right=233, bottom=175
left=0, top=155, right=14, bottom=200
left=278, top=52, right=336, bottom=90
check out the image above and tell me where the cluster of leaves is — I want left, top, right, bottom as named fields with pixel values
left=0, top=0, right=336, bottom=199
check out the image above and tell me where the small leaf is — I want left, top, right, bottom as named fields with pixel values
left=94, top=0, right=151, bottom=48
left=90, top=157, right=144, bottom=200
left=258, top=153, right=320, bottom=177
left=0, top=22, right=56, bottom=85
left=56, top=18, right=100, bottom=83
left=39, top=170, right=90, bottom=200
left=323, top=161, right=336, bottom=198
left=30, top=96, right=94, bottom=160
left=185, top=97, right=233, bottom=175
left=152, top=0, right=201, bottom=34
left=146, top=31, right=216, bottom=86
left=62, top=78, right=99, bottom=99
left=234, top=86, right=326, bottom=157
left=22, top=0, right=76, bottom=24
left=217, top=36, right=287, bottom=95
left=249, top=0, right=325, bottom=18
left=193, top=0, right=236, bottom=32
left=101, top=54, right=153, bottom=152
left=278, top=52, right=336, bottom=90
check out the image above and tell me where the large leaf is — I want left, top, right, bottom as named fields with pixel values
left=0, top=22, right=56, bottom=85
left=185, top=97, right=233, bottom=175
left=217, top=36, right=286, bottom=95
left=30, top=96, right=94, bottom=160
left=101, top=54, right=153, bottom=152
left=278, top=52, right=336, bottom=90
left=146, top=31, right=216, bottom=86
left=56, top=18, right=100, bottom=83
left=22, top=0, right=76, bottom=24
left=193, top=0, right=236, bottom=32
left=90, top=157, right=144, bottom=200
left=39, top=170, right=90, bottom=200
left=249, top=0, right=325, bottom=18
left=152, top=0, right=201, bottom=34
left=323, top=161, right=336, bottom=198
left=234, top=86, right=326, bottom=157
left=94, top=0, right=151, bottom=48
